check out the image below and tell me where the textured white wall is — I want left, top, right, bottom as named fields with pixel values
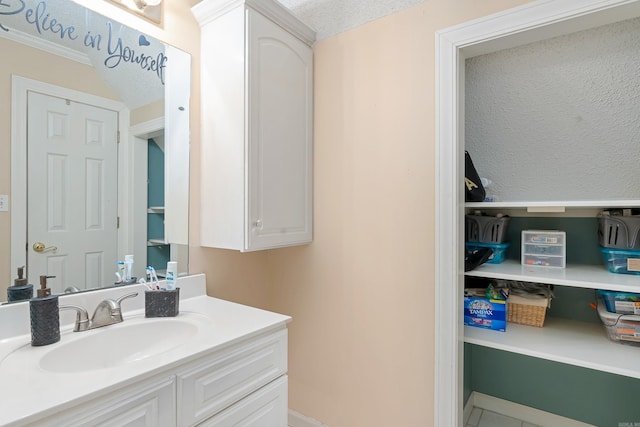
left=279, top=0, right=424, bottom=40
left=465, top=17, right=640, bottom=202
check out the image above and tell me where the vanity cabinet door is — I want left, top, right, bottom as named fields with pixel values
left=198, top=376, right=288, bottom=427
left=32, top=375, right=176, bottom=427
left=176, top=329, right=287, bottom=426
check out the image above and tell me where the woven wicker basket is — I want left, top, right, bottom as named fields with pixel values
left=507, top=295, right=548, bottom=327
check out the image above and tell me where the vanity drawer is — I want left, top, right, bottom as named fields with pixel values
left=198, top=376, right=288, bottom=427
left=177, top=328, right=287, bottom=426
left=31, top=375, right=176, bottom=427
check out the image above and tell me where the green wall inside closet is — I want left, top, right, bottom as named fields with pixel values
left=465, top=343, right=640, bottom=426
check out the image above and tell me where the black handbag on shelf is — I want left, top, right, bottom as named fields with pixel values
left=464, top=247, right=493, bottom=272
left=465, top=151, right=485, bottom=202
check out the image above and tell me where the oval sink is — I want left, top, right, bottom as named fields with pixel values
left=32, top=314, right=209, bottom=373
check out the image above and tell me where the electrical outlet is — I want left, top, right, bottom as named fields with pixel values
left=0, top=195, right=8, bottom=212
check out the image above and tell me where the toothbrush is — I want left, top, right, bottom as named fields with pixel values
left=150, top=267, right=160, bottom=289
left=145, top=267, right=154, bottom=290
left=146, top=266, right=160, bottom=290
left=143, top=278, right=155, bottom=291
left=117, top=261, right=125, bottom=283
left=138, top=277, right=154, bottom=291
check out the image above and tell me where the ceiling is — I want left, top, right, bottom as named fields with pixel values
left=277, top=0, right=425, bottom=40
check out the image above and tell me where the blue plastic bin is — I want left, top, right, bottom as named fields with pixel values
left=597, top=289, right=640, bottom=314
left=465, top=242, right=510, bottom=264
left=599, top=247, right=640, bottom=275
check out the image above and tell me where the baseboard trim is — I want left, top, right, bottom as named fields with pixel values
left=467, top=392, right=596, bottom=427
left=289, top=394, right=595, bottom=427
left=463, top=394, right=475, bottom=425
left=288, top=409, right=328, bottom=427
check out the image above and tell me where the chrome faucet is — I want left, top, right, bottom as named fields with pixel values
left=60, top=292, right=138, bottom=332
left=90, top=292, right=138, bottom=328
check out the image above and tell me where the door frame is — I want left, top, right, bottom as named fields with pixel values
left=11, top=76, right=130, bottom=279
left=434, top=0, right=640, bottom=425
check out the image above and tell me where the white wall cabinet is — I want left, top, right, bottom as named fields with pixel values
left=193, top=0, right=315, bottom=252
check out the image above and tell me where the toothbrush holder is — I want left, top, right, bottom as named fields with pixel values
left=145, top=288, right=180, bottom=317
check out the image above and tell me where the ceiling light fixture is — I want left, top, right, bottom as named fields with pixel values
left=131, top=0, right=162, bottom=10
left=107, top=0, right=163, bottom=25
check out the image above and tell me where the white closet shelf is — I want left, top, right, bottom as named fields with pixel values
left=147, top=206, right=165, bottom=213
left=465, top=317, right=640, bottom=379
left=466, top=199, right=640, bottom=211
left=465, top=260, right=640, bottom=293
left=147, top=239, right=168, bottom=246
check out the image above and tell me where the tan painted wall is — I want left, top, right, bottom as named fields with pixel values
left=263, top=1, right=531, bottom=426
left=131, top=99, right=165, bottom=126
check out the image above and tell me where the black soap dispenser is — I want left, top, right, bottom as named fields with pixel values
left=30, top=275, right=59, bottom=346
left=7, top=266, right=34, bottom=302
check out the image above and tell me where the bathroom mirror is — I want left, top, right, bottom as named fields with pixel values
left=3, top=0, right=190, bottom=300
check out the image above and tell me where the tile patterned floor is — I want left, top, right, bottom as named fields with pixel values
left=466, top=407, right=541, bottom=427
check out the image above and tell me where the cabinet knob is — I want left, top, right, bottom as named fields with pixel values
left=253, top=219, right=263, bottom=229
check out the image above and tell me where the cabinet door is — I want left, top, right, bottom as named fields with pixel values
left=246, top=9, right=313, bottom=251
left=198, top=376, right=288, bottom=427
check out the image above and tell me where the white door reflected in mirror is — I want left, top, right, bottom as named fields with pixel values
left=27, top=92, right=119, bottom=294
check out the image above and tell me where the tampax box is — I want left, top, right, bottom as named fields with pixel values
left=464, top=289, right=507, bottom=332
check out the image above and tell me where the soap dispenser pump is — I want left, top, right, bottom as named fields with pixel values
left=37, top=275, right=55, bottom=298
left=7, top=266, right=34, bottom=302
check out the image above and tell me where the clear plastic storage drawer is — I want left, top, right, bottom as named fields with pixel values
left=521, top=230, right=566, bottom=268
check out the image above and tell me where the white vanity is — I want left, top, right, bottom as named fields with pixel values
left=0, top=274, right=290, bottom=426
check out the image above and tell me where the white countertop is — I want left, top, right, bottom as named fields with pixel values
left=0, top=274, right=290, bottom=426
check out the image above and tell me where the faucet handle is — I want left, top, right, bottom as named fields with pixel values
left=111, top=292, right=139, bottom=321
left=60, top=305, right=90, bottom=332
left=116, top=291, right=138, bottom=307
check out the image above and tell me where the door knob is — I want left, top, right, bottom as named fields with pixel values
left=33, top=242, right=58, bottom=253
